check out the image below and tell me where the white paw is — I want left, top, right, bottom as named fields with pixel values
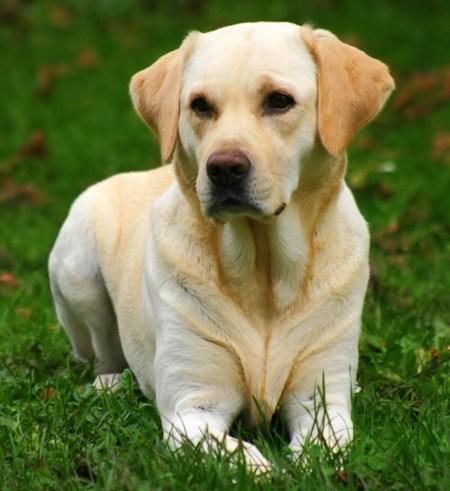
left=93, top=373, right=121, bottom=392
left=222, top=436, right=272, bottom=475
left=289, top=410, right=353, bottom=454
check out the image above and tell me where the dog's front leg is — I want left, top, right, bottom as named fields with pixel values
left=154, top=321, right=271, bottom=474
left=282, top=341, right=357, bottom=455
left=284, top=393, right=353, bottom=454
left=161, top=406, right=271, bottom=474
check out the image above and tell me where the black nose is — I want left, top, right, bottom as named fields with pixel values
left=206, top=150, right=251, bottom=187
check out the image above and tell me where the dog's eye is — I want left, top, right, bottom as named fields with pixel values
left=264, top=92, right=296, bottom=114
left=190, top=97, right=214, bottom=117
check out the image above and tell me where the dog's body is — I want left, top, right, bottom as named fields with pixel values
left=49, top=23, right=394, bottom=472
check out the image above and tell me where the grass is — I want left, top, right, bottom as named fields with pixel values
left=1, top=0, right=449, bottom=489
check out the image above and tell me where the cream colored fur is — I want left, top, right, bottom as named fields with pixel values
left=49, top=22, right=394, bottom=473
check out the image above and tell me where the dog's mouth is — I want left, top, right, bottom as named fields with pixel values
left=205, top=191, right=263, bottom=220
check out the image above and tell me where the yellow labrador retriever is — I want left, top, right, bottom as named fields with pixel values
left=49, top=22, right=394, bottom=472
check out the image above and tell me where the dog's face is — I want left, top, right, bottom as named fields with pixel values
left=130, top=23, right=394, bottom=221
left=178, top=23, right=317, bottom=221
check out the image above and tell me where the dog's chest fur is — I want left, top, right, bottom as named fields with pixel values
left=151, top=188, right=327, bottom=423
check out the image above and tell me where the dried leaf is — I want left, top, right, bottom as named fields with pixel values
left=42, top=387, right=57, bottom=400
left=51, top=4, right=72, bottom=28
left=335, top=470, right=349, bottom=483
left=15, top=306, right=32, bottom=320
left=0, top=130, right=47, bottom=175
left=432, top=132, right=450, bottom=165
left=78, top=48, right=100, bottom=68
left=0, top=179, right=47, bottom=206
left=36, top=50, right=100, bottom=98
left=36, top=65, right=54, bottom=97
left=0, top=272, right=19, bottom=289
left=393, top=68, right=450, bottom=120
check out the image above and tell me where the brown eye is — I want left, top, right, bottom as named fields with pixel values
left=264, top=92, right=296, bottom=114
left=190, top=97, right=214, bottom=117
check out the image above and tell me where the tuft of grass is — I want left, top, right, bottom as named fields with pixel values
left=1, top=1, right=449, bottom=489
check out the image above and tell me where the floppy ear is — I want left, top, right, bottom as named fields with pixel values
left=301, top=27, right=395, bottom=157
left=130, top=49, right=182, bottom=163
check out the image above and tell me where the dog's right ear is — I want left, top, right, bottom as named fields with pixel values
left=130, top=49, right=182, bottom=163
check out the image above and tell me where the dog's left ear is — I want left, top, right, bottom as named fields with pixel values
left=301, top=27, right=395, bottom=157
left=130, top=49, right=182, bottom=163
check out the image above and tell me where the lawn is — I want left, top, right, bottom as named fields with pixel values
left=0, top=0, right=449, bottom=489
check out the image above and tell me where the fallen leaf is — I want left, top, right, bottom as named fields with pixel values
left=432, top=132, right=450, bottom=165
left=430, top=347, right=440, bottom=360
left=15, top=306, right=32, bottom=320
left=393, top=68, right=450, bottom=120
left=41, top=387, right=57, bottom=400
left=51, top=4, right=72, bottom=28
left=0, top=272, right=19, bottom=289
left=0, top=130, right=47, bottom=176
left=35, top=50, right=100, bottom=98
left=353, top=135, right=378, bottom=150
left=78, top=48, right=100, bottom=68
left=35, top=63, right=72, bottom=98
left=36, top=65, right=54, bottom=98
left=335, top=470, right=349, bottom=483
left=0, top=178, right=47, bottom=206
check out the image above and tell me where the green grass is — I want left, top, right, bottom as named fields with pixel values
left=1, top=0, right=449, bottom=489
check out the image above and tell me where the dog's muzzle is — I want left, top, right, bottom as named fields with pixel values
left=205, top=149, right=257, bottom=216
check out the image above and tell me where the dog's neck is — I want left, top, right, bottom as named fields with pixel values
left=217, top=164, right=345, bottom=318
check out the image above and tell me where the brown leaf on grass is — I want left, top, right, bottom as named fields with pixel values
left=41, top=387, right=57, bottom=400
left=36, top=63, right=71, bottom=97
left=393, top=68, right=450, bottom=120
left=432, top=132, right=450, bottom=165
left=353, top=135, right=378, bottom=151
left=78, top=48, right=100, bottom=68
left=373, top=220, right=404, bottom=255
left=0, top=272, right=19, bottom=289
left=51, top=4, right=72, bottom=28
left=1, top=130, right=47, bottom=176
left=36, top=49, right=100, bottom=97
left=15, top=306, right=32, bottom=320
left=430, top=347, right=440, bottom=360
left=36, top=65, right=54, bottom=98
left=0, top=178, right=47, bottom=206
left=335, top=470, right=349, bottom=484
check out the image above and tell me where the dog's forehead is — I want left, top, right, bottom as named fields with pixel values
left=183, top=22, right=315, bottom=90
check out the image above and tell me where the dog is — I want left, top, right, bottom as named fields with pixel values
left=49, top=22, right=394, bottom=473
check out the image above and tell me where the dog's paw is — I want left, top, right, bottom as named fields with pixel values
left=289, top=423, right=353, bottom=459
left=93, top=373, right=122, bottom=392
left=222, top=436, right=271, bottom=476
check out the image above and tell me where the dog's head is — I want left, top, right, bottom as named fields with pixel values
left=130, top=23, right=394, bottom=222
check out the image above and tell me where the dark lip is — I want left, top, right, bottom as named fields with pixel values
left=206, top=197, right=262, bottom=218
